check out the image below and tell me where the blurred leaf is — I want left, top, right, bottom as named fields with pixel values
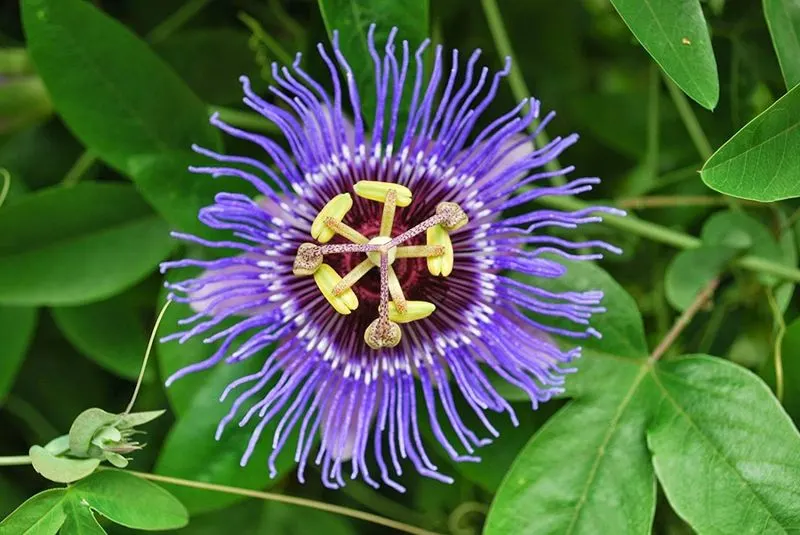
left=258, top=502, right=357, bottom=535
left=127, top=151, right=255, bottom=241
left=317, top=0, right=429, bottom=125
left=0, top=306, right=37, bottom=401
left=608, top=0, right=719, bottom=109
left=52, top=293, right=153, bottom=381
left=72, top=470, right=188, bottom=530
left=648, top=356, right=800, bottom=533
left=763, top=0, right=800, bottom=89
left=0, top=182, right=175, bottom=306
left=0, top=488, right=67, bottom=535
left=29, top=445, right=100, bottom=484
left=701, top=83, right=800, bottom=201
left=171, top=499, right=263, bottom=535
left=61, top=495, right=106, bottom=535
left=770, top=317, right=800, bottom=422
left=154, top=29, right=261, bottom=105
left=701, top=210, right=783, bottom=285
left=21, top=0, right=220, bottom=176
left=0, top=475, right=27, bottom=518
left=665, top=246, right=734, bottom=311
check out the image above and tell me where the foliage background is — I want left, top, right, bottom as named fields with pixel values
left=1, top=0, right=799, bottom=533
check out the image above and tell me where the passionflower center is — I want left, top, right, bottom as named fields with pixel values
left=292, top=180, right=468, bottom=350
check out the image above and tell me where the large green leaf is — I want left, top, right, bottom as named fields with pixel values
left=701, top=83, right=800, bottom=201
left=21, top=0, right=219, bottom=176
left=0, top=489, right=67, bottom=535
left=0, top=183, right=174, bottom=306
left=317, top=0, right=429, bottom=127
left=648, top=356, right=800, bottom=532
left=60, top=496, right=106, bottom=535
left=608, top=0, right=719, bottom=109
left=486, top=261, right=657, bottom=535
left=0, top=306, right=37, bottom=401
left=72, top=470, right=188, bottom=530
left=764, top=0, right=800, bottom=89
left=52, top=293, right=153, bottom=382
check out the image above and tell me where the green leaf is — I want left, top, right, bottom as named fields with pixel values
left=0, top=489, right=67, bottom=535
left=763, top=0, right=800, bottom=89
left=61, top=496, right=106, bottom=535
left=486, top=358, right=656, bottom=535
left=72, top=470, right=188, bottom=530
left=52, top=294, right=153, bottom=381
left=648, top=356, right=800, bottom=532
left=608, top=0, right=719, bottom=109
left=486, top=262, right=657, bottom=535
left=127, top=152, right=255, bottom=241
left=0, top=183, right=175, bottom=306
left=29, top=446, right=100, bottom=484
left=701, top=83, right=800, bottom=201
left=154, top=29, right=262, bottom=105
left=21, top=0, right=219, bottom=176
left=258, top=502, right=357, bottom=535
left=317, top=0, right=429, bottom=126
left=665, top=246, right=735, bottom=311
left=0, top=306, right=37, bottom=401
left=68, top=408, right=117, bottom=457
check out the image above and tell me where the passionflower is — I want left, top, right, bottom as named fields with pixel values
left=161, top=26, right=622, bottom=491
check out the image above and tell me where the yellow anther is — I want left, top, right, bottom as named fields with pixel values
left=292, top=243, right=323, bottom=276
left=311, top=193, right=352, bottom=243
left=388, top=301, right=435, bottom=323
left=426, top=225, right=454, bottom=277
left=364, top=319, right=402, bottom=349
left=436, top=202, right=468, bottom=231
left=366, top=236, right=397, bottom=266
left=354, top=181, right=412, bottom=207
left=313, top=264, right=358, bottom=314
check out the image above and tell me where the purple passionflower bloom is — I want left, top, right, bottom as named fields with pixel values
left=161, top=26, right=622, bottom=491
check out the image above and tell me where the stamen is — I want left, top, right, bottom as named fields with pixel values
left=388, top=301, right=436, bottom=323
left=387, top=268, right=407, bottom=313
left=426, top=224, right=454, bottom=277
left=325, top=218, right=369, bottom=244
left=380, top=189, right=398, bottom=237
left=333, top=259, right=374, bottom=296
left=314, top=264, right=359, bottom=314
left=396, top=245, right=445, bottom=258
left=354, top=181, right=412, bottom=207
left=311, top=193, right=352, bottom=243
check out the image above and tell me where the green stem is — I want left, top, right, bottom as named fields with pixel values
left=125, top=300, right=172, bottom=414
left=61, top=150, right=97, bottom=187
left=0, top=455, right=31, bottom=466
left=537, top=194, right=800, bottom=282
left=662, top=73, right=713, bottom=161
left=480, top=0, right=561, bottom=176
left=238, top=12, right=293, bottom=65
left=123, top=469, right=442, bottom=535
left=766, top=289, right=786, bottom=402
left=146, top=0, right=214, bottom=43
left=210, top=106, right=280, bottom=134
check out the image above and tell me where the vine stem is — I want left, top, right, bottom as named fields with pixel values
left=663, top=74, right=713, bottom=161
left=124, top=300, right=172, bottom=414
left=480, top=0, right=561, bottom=176
left=766, top=290, right=786, bottom=402
left=0, top=456, right=31, bottom=466
left=538, top=194, right=800, bottom=282
left=0, top=168, right=10, bottom=208
left=615, top=195, right=764, bottom=209
left=650, top=278, right=719, bottom=361
left=146, top=0, right=214, bottom=43
left=123, top=470, right=442, bottom=535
